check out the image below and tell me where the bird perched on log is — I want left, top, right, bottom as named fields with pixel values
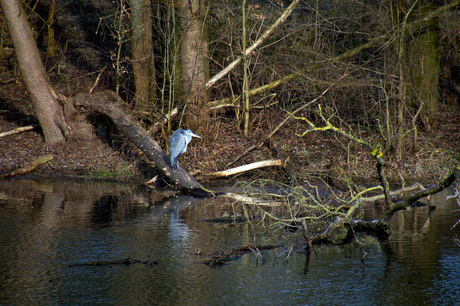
left=168, top=129, right=201, bottom=168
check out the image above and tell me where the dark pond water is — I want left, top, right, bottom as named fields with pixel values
left=0, top=178, right=459, bottom=305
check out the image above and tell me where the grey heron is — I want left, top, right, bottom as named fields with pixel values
left=168, top=129, right=201, bottom=168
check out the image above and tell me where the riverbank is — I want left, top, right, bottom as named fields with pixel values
left=1, top=99, right=458, bottom=187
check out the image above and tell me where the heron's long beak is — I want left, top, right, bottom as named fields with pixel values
left=191, top=133, right=201, bottom=138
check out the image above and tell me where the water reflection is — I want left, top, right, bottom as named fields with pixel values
left=0, top=178, right=459, bottom=305
left=376, top=191, right=460, bottom=305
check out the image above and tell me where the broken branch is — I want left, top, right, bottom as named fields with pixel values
left=197, top=159, right=283, bottom=180
left=0, top=125, right=35, bottom=138
left=0, top=153, right=53, bottom=178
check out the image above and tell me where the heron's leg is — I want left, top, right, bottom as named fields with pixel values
left=177, top=161, right=181, bottom=169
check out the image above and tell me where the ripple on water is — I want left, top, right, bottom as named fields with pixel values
left=0, top=179, right=459, bottom=305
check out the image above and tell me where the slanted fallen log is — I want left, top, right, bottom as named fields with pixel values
left=72, top=91, right=208, bottom=193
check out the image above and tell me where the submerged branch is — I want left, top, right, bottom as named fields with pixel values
left=199, top=244, right=284, bottom=266
left=68, top=257, right=158, bottom=267
left=380, top=166, right=460, bottom=223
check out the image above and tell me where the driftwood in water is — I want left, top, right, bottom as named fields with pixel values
left=309, top=218, right=391, bottom=246
left=0, top=154, right=53, bottom=178
left=197, top=221, right=390, bottom=266
left=72, top=91, right=206, bottom=193
left=305, top=167, right=460, bottom=245
left=359, top=183, right=427, bottom=203
left=199, top=244, right=284, bottom=266
left=68, top=257, right=158, bottom=267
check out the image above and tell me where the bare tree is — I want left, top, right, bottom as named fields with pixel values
left=131, top=0, right=157, bottom=115
left=179, top=0, right=209, bottom=131
left=394, top=0, right=441, bottom=131
left=0, top=0, right=71, bottom=144
left=46, top=0, right=57, bottom=57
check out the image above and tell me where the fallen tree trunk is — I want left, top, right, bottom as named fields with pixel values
left=72, top=91, right=208, bottom=193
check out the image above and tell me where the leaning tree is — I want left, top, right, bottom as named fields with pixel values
left=0, top=0, right=71, bottom=144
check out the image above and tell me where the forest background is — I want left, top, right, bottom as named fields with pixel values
left=0, top=0, right=459, bottom=188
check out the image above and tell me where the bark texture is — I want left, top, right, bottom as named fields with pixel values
left=180, top=0, right=208, bottom=132
left=406, top=1, right=440, bottom=130
left=131, top=0, right=156, bottom=114
left=394, top=0, right=441, bottom=132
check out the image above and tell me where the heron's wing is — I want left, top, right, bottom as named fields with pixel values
left=169, top=133, right=187, bottom=157
left=178, top=136, right=188, bottom=154
left=169, top=131, right=180, bottom=155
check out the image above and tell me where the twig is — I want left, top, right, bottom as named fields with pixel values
left=206, top=0, right=300, bottom=89
left=0, top=125, right=35, bottom=138
left=89, top=66, right=107, bottom=93
left=148, top=107, right=178, bottom=135
left=247, top=246, right=265, bottom=262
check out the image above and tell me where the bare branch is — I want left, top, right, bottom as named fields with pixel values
left=0, top=125, right=35, bottom=138
left=197, top=159, right=283, bottom=180
left=206, top=0, right=300, bottom=89
left=208, top=0, right=460, bottom=106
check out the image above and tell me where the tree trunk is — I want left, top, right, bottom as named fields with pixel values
left=47, top=0, right=56, bottom=57
left=393, top=0, right=441, bottom=137
left=131, top=0, right=156, bottom=115
left=0, top=0, right=70, bottom=144
left=405, top=1, right=440, bottom=131
left=180, top=0, right=208, bottom=132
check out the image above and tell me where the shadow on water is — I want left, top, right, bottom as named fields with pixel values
left=0, top=178, right=459, bottom=304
